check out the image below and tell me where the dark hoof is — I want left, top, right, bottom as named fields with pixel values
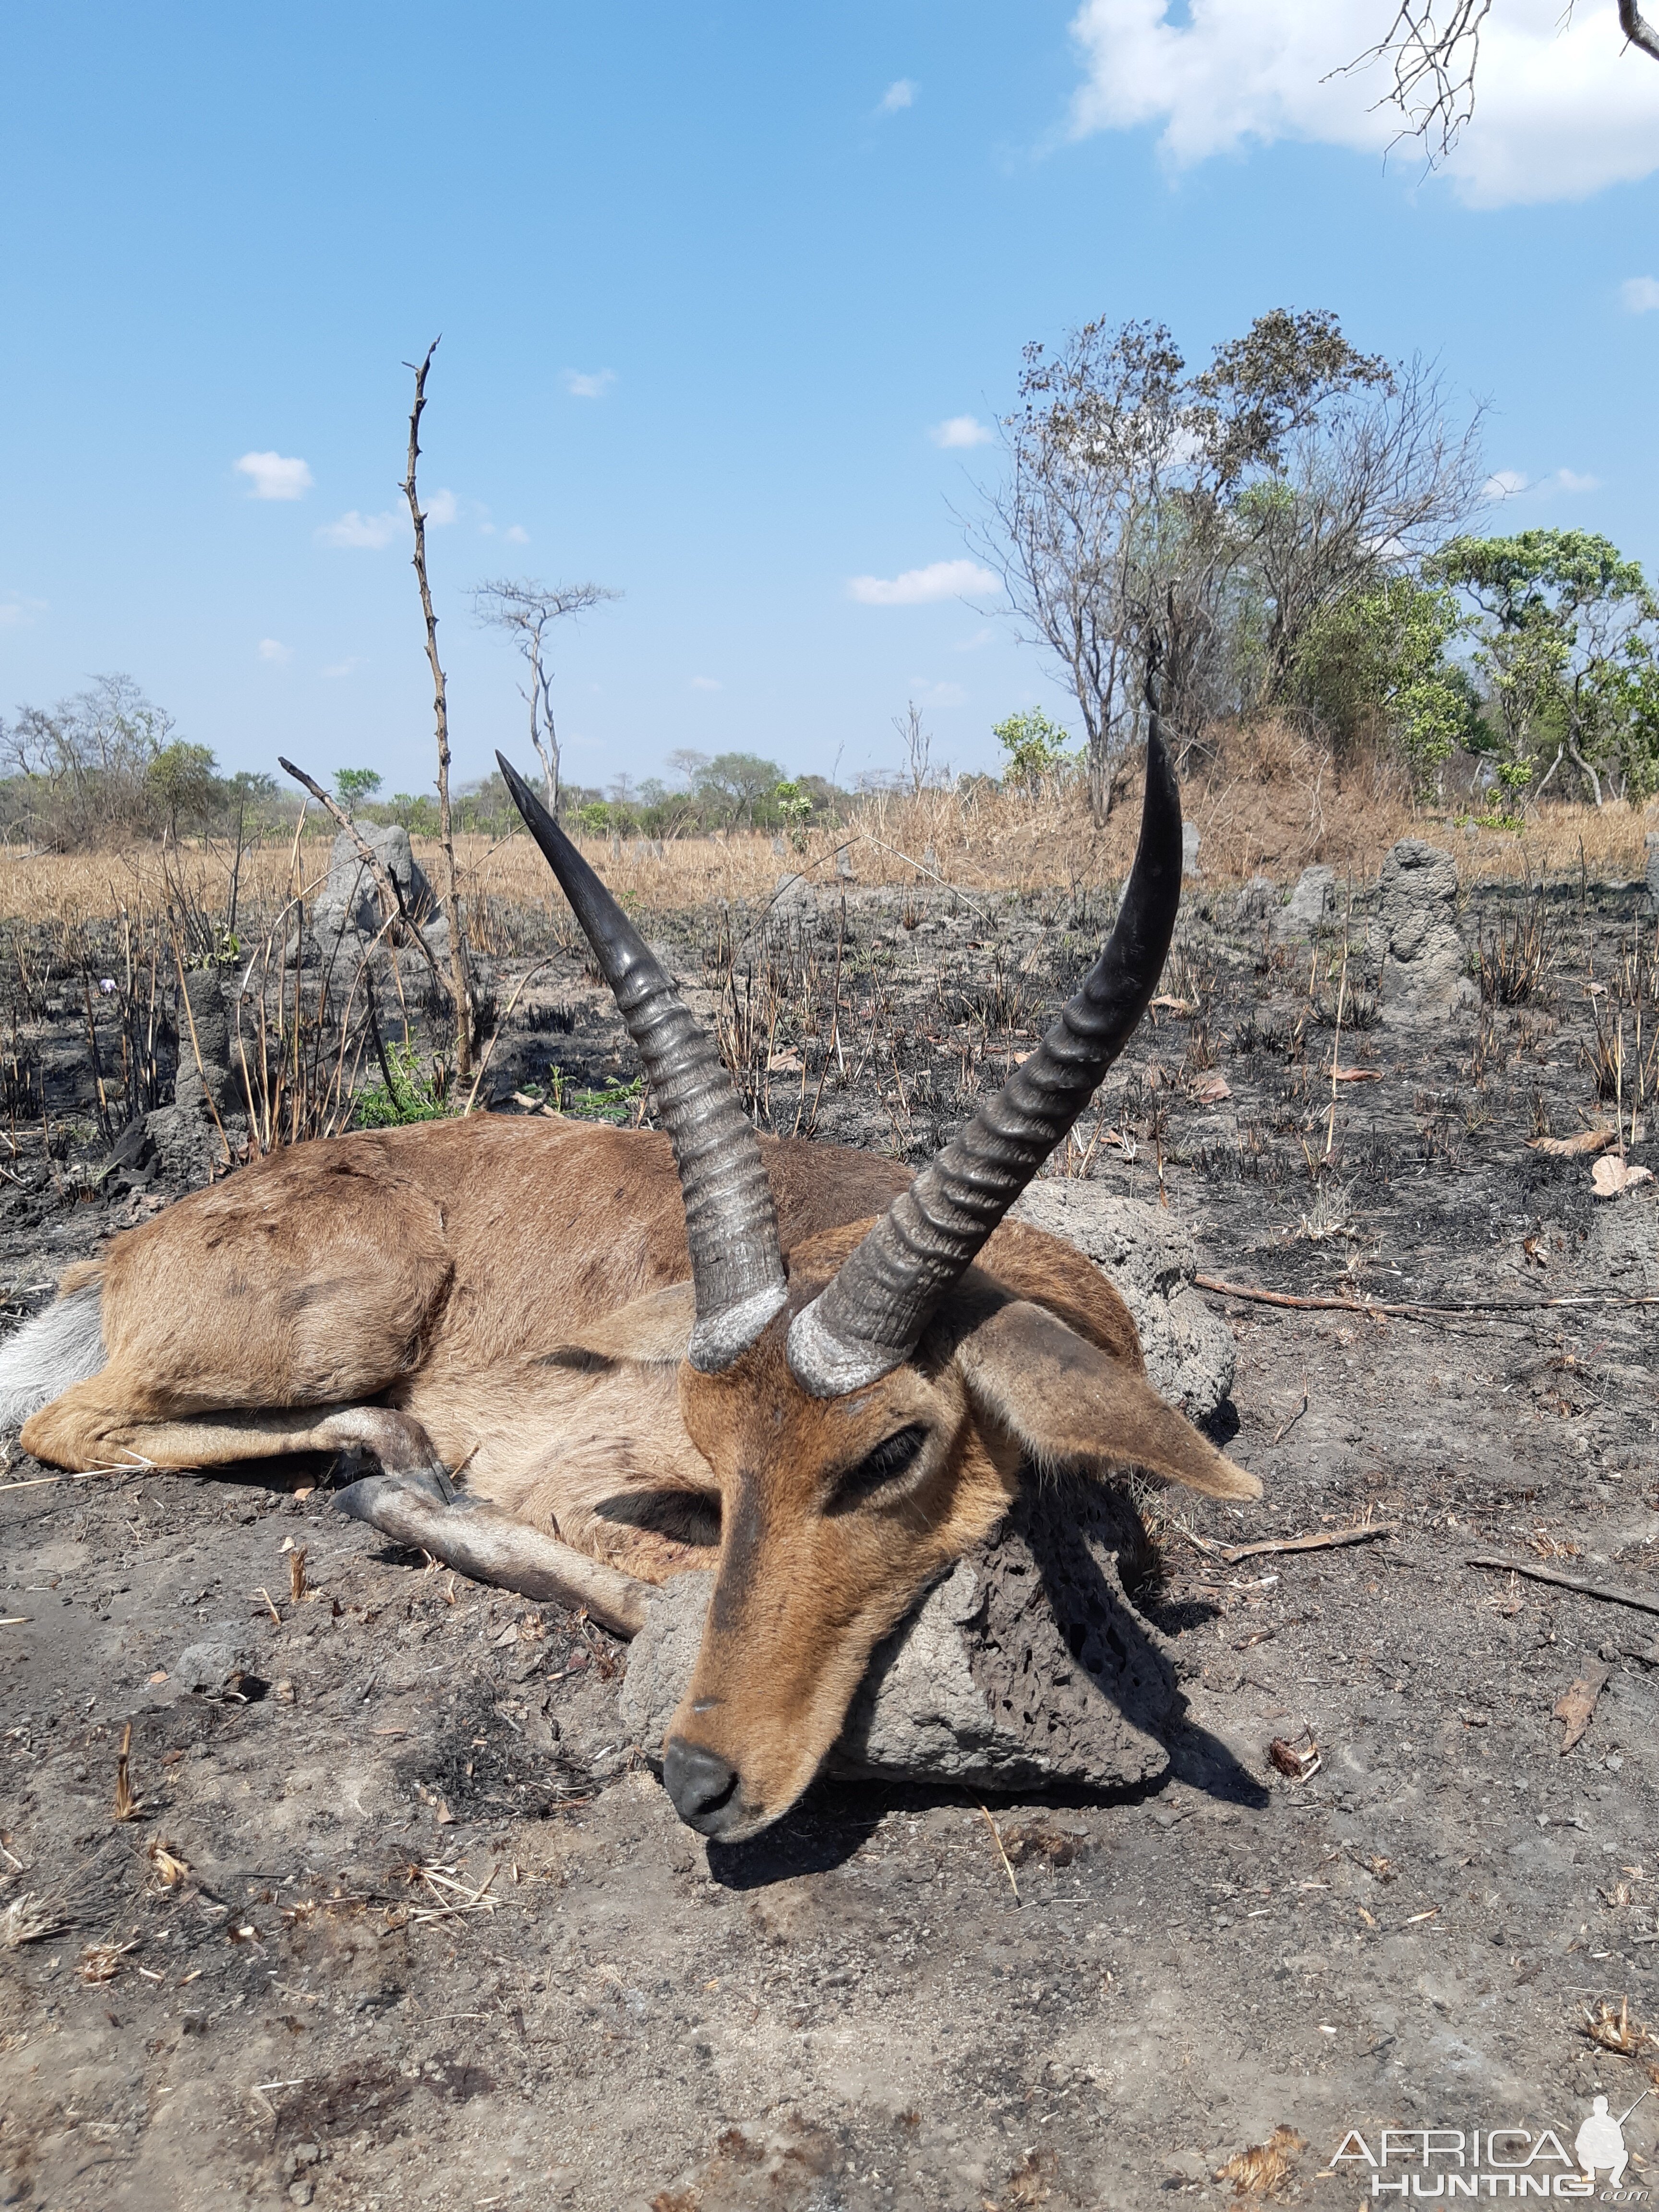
left=333, top=1469, right=454, bottom=1523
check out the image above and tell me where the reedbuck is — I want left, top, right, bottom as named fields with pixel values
left=0, top=709, right=1257, bottom=1841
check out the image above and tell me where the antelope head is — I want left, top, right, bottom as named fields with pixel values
left=498, top=692, right=1257, bottom=1842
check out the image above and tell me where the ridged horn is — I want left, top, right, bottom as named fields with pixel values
left=497, top=753, right=787, bottom=1370
left=787, top=680, right=1183, bottom=1398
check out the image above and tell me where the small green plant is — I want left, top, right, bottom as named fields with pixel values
left=773, top=780, right=814, bottom=852
left=528, top=1066, right=643, bottom=1123
left=992, top=708, right=1077, bottom=792
left=352, top=1043, right=449, bottom=1127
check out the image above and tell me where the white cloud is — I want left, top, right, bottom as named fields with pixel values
left=504, top=524, right=530, bottom=544
left=257, top=637, right=292, bottom=665
left=929, top=414, right=994, bottom=449
left=563, top=368, right=615, bottom=399
left=1622, top=275, right=1659, bottom=313
left=317, top=509, right=402, bottom=550
left=908, top=678, right=968, bottom=707
left=952, top=626, right=997, bottom=652
left=321, top=657, right=362, bottom=679
left=1482, top=469, right=1529, bottom=499
left=235, top=450, right=313, bottom=501
left=424, top=488, right=458, bottom=526
left=879, top=78, right=916, bottom=113
left=848, top=558, right=1000, bottom=606
left=1067, top=0, right=1659, bottom=207
left=0, top=595, right=47, bottom=630
left=1554, top=467, right=1600, bottom=492
left=689, top=675, right=723, bottom=692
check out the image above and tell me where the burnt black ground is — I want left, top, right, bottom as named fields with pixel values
left=1, top=869, right=1656, bottom=2212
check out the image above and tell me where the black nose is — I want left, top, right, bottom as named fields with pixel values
left=662, top=1737, right=743, bottom=1834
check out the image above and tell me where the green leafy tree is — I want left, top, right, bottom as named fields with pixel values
left=147, top=740, right=220, bottom=838
left=1297, top=577, right=1477, bottom=801
left=992, top=708, right=1078, bottom=792
left=695, top=752, right=785, bottom=828
left=335, top=767, right=383, bottom=816
left=1432, top=530, right=1659, bottom=805
left=388, top=791, right=441, bottom=836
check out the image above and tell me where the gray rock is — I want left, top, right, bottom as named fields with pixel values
left=771, top=872, right=817, bottom=922
left=173, top=969, right=237, bottom=1120
left=1009, top=1184, right=1236, bottom=1420
left=620, top=1479, right=1176, bottom=1791
left=1181, top=821, right=1202, bottom=878
left=1230, top=874, right=1276, bottom=924
left=176, top=1628, right=252, bottom=1696
left=1279, top=864, right=1336, bottom=933
left=1373, top=839, right=1475, bottom=1021
left=290, top=825, right=449, bottom=976
left=317, top=822, right=436, bottom=937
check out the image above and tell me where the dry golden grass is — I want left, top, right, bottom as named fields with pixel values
left=2, top=726, right=1654, bottom=936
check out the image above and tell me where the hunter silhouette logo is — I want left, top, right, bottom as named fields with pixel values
left=1576, top=2093, right=1648, bottom=2192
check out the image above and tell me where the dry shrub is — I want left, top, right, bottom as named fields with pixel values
left=1214, top=2124, right=1306, bottom=2201
left=1581, top=1994, right=1658, bottom=2059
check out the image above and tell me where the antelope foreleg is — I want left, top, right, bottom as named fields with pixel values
left=332, top=1474, right=649, bottom=1636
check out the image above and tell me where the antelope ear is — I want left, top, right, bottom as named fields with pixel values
left=955, top=1298, right=1260, bottom=1501
left=549, top=1281, right=697, bottom=1369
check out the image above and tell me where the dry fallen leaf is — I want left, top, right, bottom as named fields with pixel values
left=1268, top=1735, right=1322, bottom=1781
left=1529, top=1127, right=1616, bottom=1158
left=1590, top=1155, right=1654, bottom=1199
left=147, top=1839, right=189, bottom=1887
left=1328, top=1067, right=1383, bottom=1084
left=1554, top=1667, right=1611, bottom=1754
left=1150, top=994, right=1189, bottom=1013
left=1190, top=1072, right=1232, bottom=1105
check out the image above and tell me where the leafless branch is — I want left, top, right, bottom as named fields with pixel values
left=1341, top=0, right=1657, bottom=166
left=401, top=338, right=475, bottom=1075
left=471, top=578, right=620, bottom=813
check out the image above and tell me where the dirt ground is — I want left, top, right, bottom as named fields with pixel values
left=1, top=862, right=1657, bottom=2212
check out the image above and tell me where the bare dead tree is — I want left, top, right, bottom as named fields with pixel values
left=893, top=700, right=933, bottom=795
left=400, top=338, right=474, bottom=1077
left=966, top=322, right=1199, bottom=822
left=1343, top=0, right=1658, bottom=162
left=471, top=578, right=620, bottom=813
left=1238, top=357, right=1486, bottom=703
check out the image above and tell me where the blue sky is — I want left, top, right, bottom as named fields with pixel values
left=2, top=1, right=1657, bottom=798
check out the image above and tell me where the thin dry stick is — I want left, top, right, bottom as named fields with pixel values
left=462, top=957, right=559, bottom=1116
left=1465, top=1556, right=1659, bottom=1619
left=1176, top=1521, right=1397, bottom=1566
left=1192, top=1275, right=1659, bottom=1321
left=401, top=337, right=474, bottom=1076
left=112, top=1723, right=139, bottom=1821
left=1324, top=889, right=1353, bottom=1163
left=979, top=1805, right=1020, bottom=1903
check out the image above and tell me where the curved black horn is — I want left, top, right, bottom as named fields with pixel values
left=498, top=754, right=786, bottom=1370
left=787, top=681, right=1183, bottom=1397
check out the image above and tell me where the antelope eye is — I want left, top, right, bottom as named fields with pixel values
left=829, top=1424, right=929, bottom=1513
